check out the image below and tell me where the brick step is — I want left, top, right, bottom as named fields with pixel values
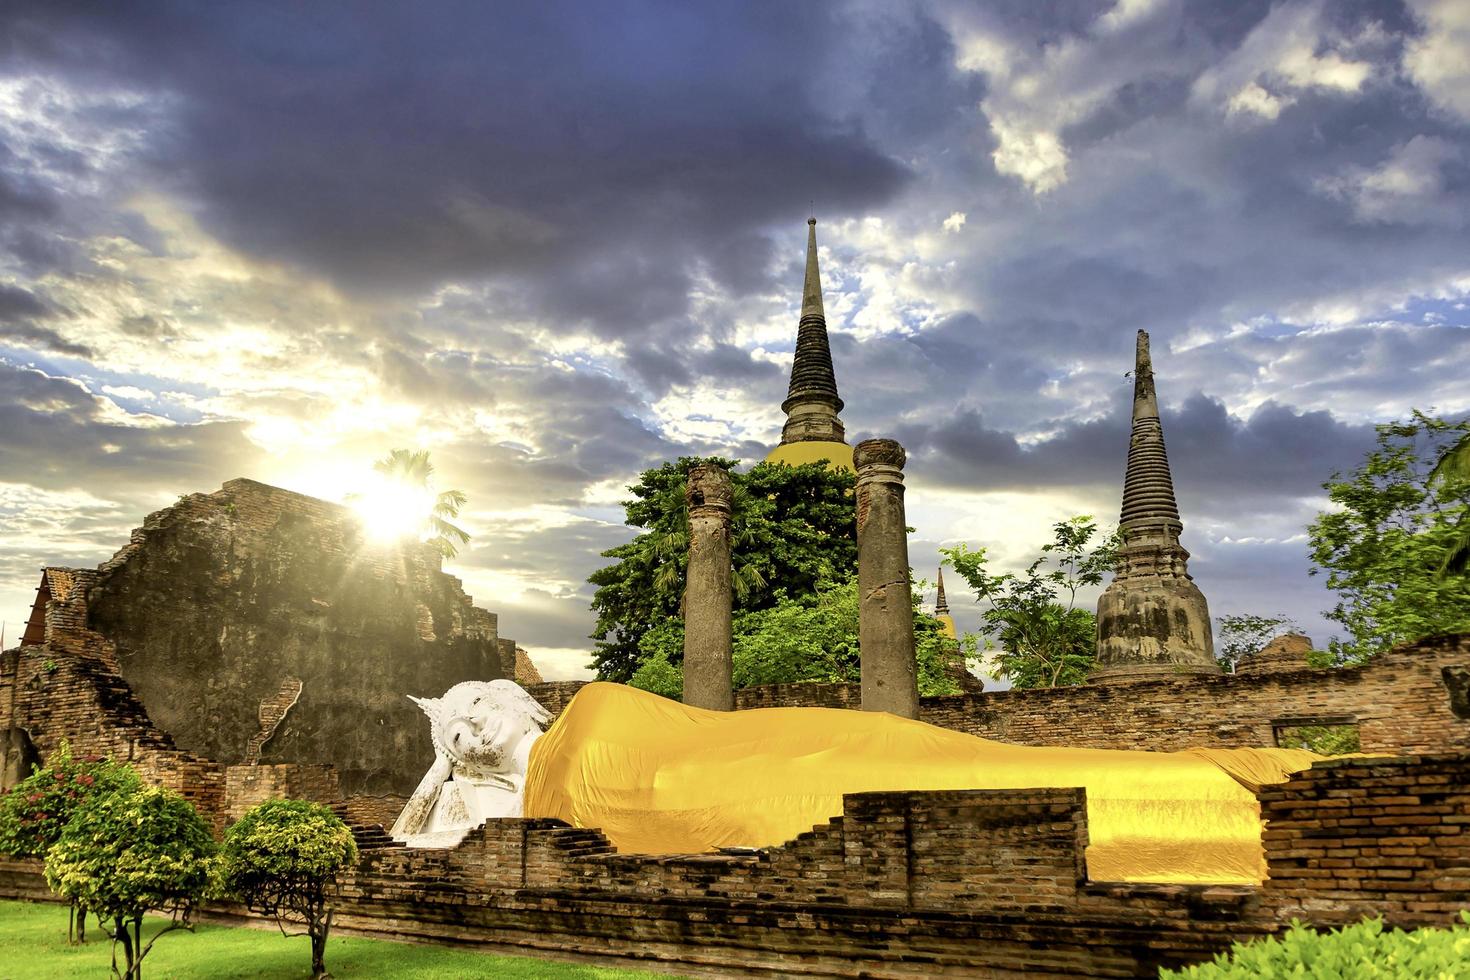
left=329, top=804, right=403, bottom=850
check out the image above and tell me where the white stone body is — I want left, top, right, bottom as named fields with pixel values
left=389, top=679, right=552, bottom=848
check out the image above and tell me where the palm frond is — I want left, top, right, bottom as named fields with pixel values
left=1437, top=515, right=1470, bottom=577
left=1430, top=433, right=1470, bottom=487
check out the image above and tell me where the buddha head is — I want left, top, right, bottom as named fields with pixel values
left=410, top=680, right=552, bottom=778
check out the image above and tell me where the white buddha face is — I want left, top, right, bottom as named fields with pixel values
left=427, top=681, right=549, bottom=777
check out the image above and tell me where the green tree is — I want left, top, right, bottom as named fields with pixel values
left=44, top=786, right=217, bottom=980
left=0, top=744, right=142, bottom=942
left=1429, top=429, right=1470, bottom=575
left=942, top=516, right=1119, bottom=689
left=1308, top=412, right=1470, bottom=663
left=589, top=457, right=858, bottom=681
left=1214, top=614, right=1297, bottom=674
left=628, top=576, right=966, bottom=698
left=219, top=799, right=359, bottom=979
left=373, top=448, right=471, bottom=558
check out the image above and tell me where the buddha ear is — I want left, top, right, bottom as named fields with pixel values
left=409, top=694, right=449, bottom=755
left=408, top=694, right=441, bottom=719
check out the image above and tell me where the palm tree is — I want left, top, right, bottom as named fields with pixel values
left=1430, top=433, right=1470, bottom=576
left=374, top=449, right=471, bottom=558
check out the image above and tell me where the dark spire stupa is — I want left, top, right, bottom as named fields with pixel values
left=934, top=566, right=957, bottom=641
left=1091, top=330, right=1217, bottom=681
left=766, top=219, right=853, bottom=471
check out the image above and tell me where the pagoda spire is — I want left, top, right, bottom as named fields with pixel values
left=935, top=567, right=950, bottom=617
left=1091, top=330, right=1217, bottom=682
left=1119, top=330, right=1181, bottom=530
left=778, top=219, right=846, bottom=446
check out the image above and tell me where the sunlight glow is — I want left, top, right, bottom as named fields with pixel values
left=350, top=474, right=437, bottom=543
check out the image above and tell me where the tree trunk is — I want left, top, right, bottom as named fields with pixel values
left=310, top=909, right=333, bottom=978
left=130, top=915, right=144, bottom=980
left=113, top=916, right=133, bottom=980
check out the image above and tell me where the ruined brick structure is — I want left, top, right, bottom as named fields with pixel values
left=1, top=478, right=513, bottom=798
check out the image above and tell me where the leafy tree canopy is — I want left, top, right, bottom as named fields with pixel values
left=44, top=786, right=216, bottom=979
left=1307, top=411, right=1470, bottom=664
left=629, top=575, right=966, bottom=698
left=943, top=516, right=1119, bottom=689
left=219, top=799, right=358, bottom=979
left=0, top=743, right=141, bottom=859
left=589, top=457, right=858, bottom=681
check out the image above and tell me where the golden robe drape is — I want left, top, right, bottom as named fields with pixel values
left=525, top=683, right=1319, bottom=884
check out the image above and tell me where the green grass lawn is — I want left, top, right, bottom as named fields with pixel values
left=0, top=900, right=677, bottom=979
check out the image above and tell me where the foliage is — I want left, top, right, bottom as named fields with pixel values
left=629, top=576, right=966, bottom=698
left=44, top=786, right=217, bottom=979
left=1429, top=429, right=1470, bottom=575
left=1273, top=723, right=1361, bottom=756
left=218, top=799, right=358, bottom=979
left=1161, top=912, right=1470, bottom=979
left=0, top=744, right=142, bottom=944
left=1214, top=614, right=1297, bottom=674
left=942, top=516, right=1119, bottom=688
left=590, top=457, right=858, bottom=682
left=0, top=897, right=670, bottom=979
left=373, top=448, right=471, bottom=558
left=1307, top=411, right=1470, bottom=664
left=0, top=744, right=141, bottom=859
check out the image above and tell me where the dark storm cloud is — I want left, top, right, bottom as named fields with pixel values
left=0, top=283, right=94, bottom=357
left=0, top=1, right=951, bottom=340
left=0, top=362, right=264, bottom=493
left=901, top=389, right=1377, bottom=516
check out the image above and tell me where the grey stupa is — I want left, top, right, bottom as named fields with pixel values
left=1091, top=330, right=1218, bottom=682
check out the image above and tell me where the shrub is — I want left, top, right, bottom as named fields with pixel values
left=0, top=744, right=142, bottom=942
left=44, top=786, right=217, bottom=979
left=219, top=799, right=358, bottom=979
left=0, top=744, right=142, bottom=859
left=1161, top=913, right=1470, bottom=979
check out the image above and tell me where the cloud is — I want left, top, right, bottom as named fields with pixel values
left=1318, top=135, right=1467, bottom=227
left=1404, top=0, right=1470, bottom=121
left=0, top=0, right=1467, bottom=676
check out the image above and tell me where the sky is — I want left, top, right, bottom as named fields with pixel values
left=1, top=0, right=1467, bottom=681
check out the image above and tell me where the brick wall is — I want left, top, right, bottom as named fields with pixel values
left=224, top=763, right=341, bottom=822
left=331, top=786, right=1255, bottom=977
left=724, top=634, right=1470, bottom=756
left=0, top=647, right=230, bottom=829
left=5, top=759, right=1469, bottom=977
left=1259, top=754, right=1470, bottom=928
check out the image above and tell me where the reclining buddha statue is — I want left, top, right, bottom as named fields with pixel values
left=392, top=679, right=1321, bottom=884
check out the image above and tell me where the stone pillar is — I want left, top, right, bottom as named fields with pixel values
left=855, top=439, right=919, bottom=718
left=682, top=464, right=734, bottom=711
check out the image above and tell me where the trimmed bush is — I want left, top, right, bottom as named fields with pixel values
left=44, top=786, right=217, bottom=979
left=1161, top=913, right=1470, bottom=979
left=219, top=799, right=358, bottom=979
